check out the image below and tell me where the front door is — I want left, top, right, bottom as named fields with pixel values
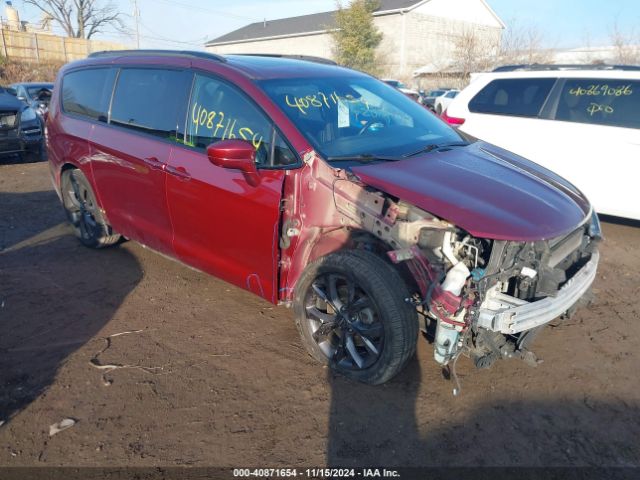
left=165, top=73, right=295, bottom=302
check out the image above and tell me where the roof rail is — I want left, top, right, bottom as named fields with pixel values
left=88, top=49, right=227, bottom=62
left=230, top=53, right=337, bottom=66
left=493, top=63, right=640, bottom=72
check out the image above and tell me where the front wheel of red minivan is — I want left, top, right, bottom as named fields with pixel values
left=293, top=250, right=418, bottom=385
left=61, top=169, right=121, bottom=249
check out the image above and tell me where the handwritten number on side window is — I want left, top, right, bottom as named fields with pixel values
left=569, top=84, right=633, bottom=97
left=190, top=102, right=263, bottom=151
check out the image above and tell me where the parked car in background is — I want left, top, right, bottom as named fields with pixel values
left=434, top=89, right=459, bottom=115
left=48, top=51, right=600, bottom=387
left=11, top=82, right=54, bottom=122
left=382, top=78, right=421, bottom=103
left=0, top=85, right=44, bottom=162
left=443, top=64, right=640, bottom=220
left=421, top=88, right=450, bottom=111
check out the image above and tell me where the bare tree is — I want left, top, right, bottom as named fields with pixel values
left=24, top=0, right=125, bottom=39
left=499, top=19, right=553, bottom=65
left=450, top=28, right=500, bottom=79
left=609, top=20, right=640, bottom=64
left=579, top=30, right=599, bottom=64
left=448, top=20, right=553, bottom=83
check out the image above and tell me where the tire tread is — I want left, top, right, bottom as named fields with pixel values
left=61, top=169, right=121, bottom=249
left=294, top=249, right=418, bottom=385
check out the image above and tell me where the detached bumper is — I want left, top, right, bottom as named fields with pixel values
left=477, top=251, right=600, bottom=334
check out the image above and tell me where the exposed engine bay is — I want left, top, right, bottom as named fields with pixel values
left=328, top=176, right=601, bottom=387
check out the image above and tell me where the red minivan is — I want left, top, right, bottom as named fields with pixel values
left=47, top=51, right=600, bottom=386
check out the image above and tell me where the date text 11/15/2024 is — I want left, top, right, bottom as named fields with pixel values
left=233, top=468, right=401, bottom=478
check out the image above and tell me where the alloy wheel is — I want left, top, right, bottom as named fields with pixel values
left=302, top=273, right=384, bottom=370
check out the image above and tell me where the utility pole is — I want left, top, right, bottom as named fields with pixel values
left=132, top=0, right=140, bottom=49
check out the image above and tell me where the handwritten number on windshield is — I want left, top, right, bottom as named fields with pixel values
left=285, top=91, right=341, bottom=115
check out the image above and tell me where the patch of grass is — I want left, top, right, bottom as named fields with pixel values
left=0, top=58, right=63, bottom=84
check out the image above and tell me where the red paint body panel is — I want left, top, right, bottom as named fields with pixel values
left=89, top=124, right=174, bottom=254
left=46, top=54, right=309, bottom=306
left=352, top=141, right=591, bottom=241
left=46, top=96, right=95, bottom=196
left=166, top=145, right=285, bottom=302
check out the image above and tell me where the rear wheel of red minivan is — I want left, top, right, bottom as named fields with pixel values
left=294, top=250, right=418, bottom=385
left=61, top=169, right=121, bottom=249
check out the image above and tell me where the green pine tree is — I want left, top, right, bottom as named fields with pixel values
left=331, top=0, right=383, bottom=75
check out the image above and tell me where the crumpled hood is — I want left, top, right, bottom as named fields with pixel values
left=351, top=141, right=591, bottom=241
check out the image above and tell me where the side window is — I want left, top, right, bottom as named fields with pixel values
left=186, top=74, right=296, bottom=166
left=62, top=68, right=116, bottom=121
left=469, top=78, right=556, bottom=117
left=110, top=68, right=192, bottom=140
left=555, top=79, right=640, bottom=129
left=272, top=132, right=297, bottom=166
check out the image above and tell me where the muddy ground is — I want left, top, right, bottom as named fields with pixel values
left=1, top=161, right=639, bottom=469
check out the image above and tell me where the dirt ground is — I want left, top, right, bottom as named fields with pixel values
left=1, top=161, right=639, bottom=469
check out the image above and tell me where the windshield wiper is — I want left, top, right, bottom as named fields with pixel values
left=403, top=141, right=469, bottom=158
left=325, top=154, right=399, bottom=163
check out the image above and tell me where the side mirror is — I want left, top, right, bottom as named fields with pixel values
left=206, top=139, right=260, bottom=187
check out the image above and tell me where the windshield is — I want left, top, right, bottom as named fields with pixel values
left=428, top=90, right=446, bottom=97
left=259, top=76, right=461, bottom=159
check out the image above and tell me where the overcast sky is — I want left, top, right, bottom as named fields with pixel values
left=12, top=0, right=640, bottom=50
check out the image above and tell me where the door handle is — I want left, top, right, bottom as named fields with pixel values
left=142, top=156, right=164, bottom=170
left=165, top=165, right=191, bottom=181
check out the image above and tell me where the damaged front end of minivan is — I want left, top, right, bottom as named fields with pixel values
left=384, top=215, right=600, bottom=371
left=280, top=141, right=601, bottom=387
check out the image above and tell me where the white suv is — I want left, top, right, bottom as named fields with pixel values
left=434, top=89, right=459, bottom=115
left=443, top=65, right=640, bottom=220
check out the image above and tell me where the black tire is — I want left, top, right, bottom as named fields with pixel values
left=60, top=169, right=121, bottom=248
left=294, top=249, right=418, bottom=385
left=436, top=104, right=442, bottom=115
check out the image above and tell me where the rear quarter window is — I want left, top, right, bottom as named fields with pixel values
left=469, top=78, right=556, bottom=117
left=554, top=79, right=640, bottom=129
left=62, top=68, right=116, bottom=121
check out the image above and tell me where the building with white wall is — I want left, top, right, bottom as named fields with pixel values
left=205, top=0, right=505, bottom=78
